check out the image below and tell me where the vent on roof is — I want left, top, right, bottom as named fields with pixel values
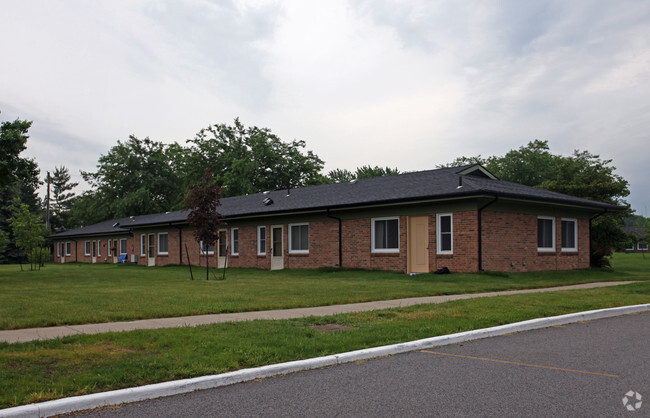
left=112, top=222, right=120, bottom=228
left=263, top=191, right=270, bottom=195
left=263, top=197, right=273, bottom=206
left=130, top=216, right=135, bottom=221
left=350, top=179, right=358, bottom=184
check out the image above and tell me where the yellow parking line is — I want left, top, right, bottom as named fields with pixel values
left=421, top=350, right=620, bottom=378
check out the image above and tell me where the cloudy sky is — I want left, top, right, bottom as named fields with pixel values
left=1, top=0, right=649, bottom=214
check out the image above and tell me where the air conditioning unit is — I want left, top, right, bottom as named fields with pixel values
left=131, top=254, right=138, bottom=263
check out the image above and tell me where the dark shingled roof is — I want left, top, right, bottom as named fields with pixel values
left=50, top=165, right=623, bottom=239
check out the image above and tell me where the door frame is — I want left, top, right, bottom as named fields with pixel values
left=270, top=225, right=284, bottom=270
left=92, top=240, right=97, bottom=264
left=217, top=229, right=227, bottom=268
left=147, top=234, right=156, bottom=267
left=407, top=215, right=429, bottom=273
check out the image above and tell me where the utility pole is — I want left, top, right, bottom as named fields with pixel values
left=45, top=171, right=51, bottom=230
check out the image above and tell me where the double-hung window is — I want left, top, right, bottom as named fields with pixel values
left=639, top=242, right=648, bottom=251
left=437, top=214, right=453, bottom=254
left=202, top=240, right=216, bottom=255
left=97, top=240, right=101, bottom=257
left=372, top=217, right=399, bottom=253
left=65, top=242, right=71, bottom=256
left=537, top=217, right=555, bottom=251
left=289, top=223, right=309, bottom=254
left=158, top=233, right=168, bottom=255
left=85, top=241, right=91, bottom=256
left=57, top=242, right=61, bottom=257
left=258, top=226, right=267, bottom=255
left=561, top=219, right=577, bottom=251
left=140, top=235, right=146, bottom=256
left=231, top=228, right=239, bottom=255
left=120, top=238, right=128, bottom=254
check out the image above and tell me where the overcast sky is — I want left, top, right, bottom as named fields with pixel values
left=1, top=0, right=649, bottom=214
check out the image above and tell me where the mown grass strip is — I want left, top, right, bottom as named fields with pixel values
left=1, top=253, right=647, bottom=330
left=1, top=280, right=648, bottom=409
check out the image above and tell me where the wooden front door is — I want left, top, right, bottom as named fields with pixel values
left=270, top=225, right=284, bottom=270
left=408, top=216, right=429, bottom=273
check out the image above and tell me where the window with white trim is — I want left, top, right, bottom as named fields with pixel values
left=108, top=239, right=113, bottom=256
left=85, top=241, right=91, bottom=256
left=65, top=242, right=71, bottom=256
left=289, top=223, right=309, bottom=253
left=372, top=217, right=399, bottom=253
left=437, top=214, right=453, bottom=254
left=561, top=218, right=577, bottom=251
left=231, top=228, right=239, bottom=255
left=97, top=240, right=101, bottom=257
left=119, top=238, right=127, bottom=254
left=201, top=240, right=215, bottom=255
left=639, top=242, right=648, bottom=251
left=158, top=233, right=168, bottom=255
left=537, top=217, right=555, bottom=251
left=141, top=234, right=146, bottom=256
left=258, top=226, right=267, bottom=255
left=57, top=242, right=61, bottom=257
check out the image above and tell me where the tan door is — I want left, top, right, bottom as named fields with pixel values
left=408, top=216, right=429, bottom=273
left=270, top=225, right=284, bottom=270
left=147, top=234, right=156, bottom=266
left=217, top=230, right=227, bottom=268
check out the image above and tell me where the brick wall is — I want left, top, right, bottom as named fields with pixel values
left=342, top=217, right=408, bottom=272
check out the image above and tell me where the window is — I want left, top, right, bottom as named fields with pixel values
left=85, top=241, right=91, bottom=256
left=65, top=242, right=71, bottom=256
left=639, top=242, right=648, bottom=251
left=258, top=226, right=267, bottom=255
left=372, top=217, right=399, bottom=253
left=231, top=228, right=239, bottom=255
left=289, top=223, right=309, bottom=253
left=625, top=243, right=635, bottom=251
left=437, top=214, right=453, bottom=254
left=108, top=239, right=113, bottom=256
left=97, top=240, right=101, bottom=257
left=201, top=240, right=215, bottom=255
left=561, top=219, right=577, bottom=251
left=158, top=233, right=168, bottom=255
left=141, top=234, right=146, bottom=256
left=118, top=238, right=126, bottom=254
left=537, top=217, right=555, bottom=251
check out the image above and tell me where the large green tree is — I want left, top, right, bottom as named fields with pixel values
left=48, top=165, right=78, bottom=232
left=76, top=136, right=183, bottom=225
left=0, top=119, right=41, bottom=263
left=327, top=166, right=400, bottom=183
left=9, top=200, right=48, bottom=270
left=440, top=140, right=631, bottom=264
left=183, top=119, right=325, bottom=196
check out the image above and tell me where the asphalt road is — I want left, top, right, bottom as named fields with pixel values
left=78, top=311, right=649, bottom=417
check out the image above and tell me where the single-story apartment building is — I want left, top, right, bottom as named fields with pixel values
left=621, top=226, right=648, bottom=253
left=50, top=165, right=622, bottom=273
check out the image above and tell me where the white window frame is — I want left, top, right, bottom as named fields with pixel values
left=158, top=233, right=169, bottom=255
left=56, top=242, right=61, bottom=257
left=257, top=226, right=267, bottom=255
left=436, top=213, right=453, bottom=254
left=289, top=223, right=309, bottom=254
left=638, top=242, right=648, bottom=251
left=371, top=217, right=400, bottom=253
left=537, top=216, right=556, bottom=252
left=231, top=228, right=239, bottom=256
left=97, top=240, right=101, bottom=257
left=140, top=234, right=146, bottom=256
left=200, top=240, right=215, bottom=255
left=85, top=241, right=91, bottom=256
left=118, top=238, right=127, bottom=255
left=65, top=242, right=71, bottom=256
left=561, top=218, right=578, bottom=252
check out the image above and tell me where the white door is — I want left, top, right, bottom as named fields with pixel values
left=148, top=234, right=156, bottom=266
left=217, top=230, right=227, bottom=268
left=271, top=225, right=284, bottom=270
left=92, top=241, right=97, bottom=264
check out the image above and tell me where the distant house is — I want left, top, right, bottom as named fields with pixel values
left=621, top=226, right=648, bottom=252
left=49, top=165, right=623, bottom=273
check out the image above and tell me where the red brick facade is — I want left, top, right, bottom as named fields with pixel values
left=52, top=208, right=592, bottom=273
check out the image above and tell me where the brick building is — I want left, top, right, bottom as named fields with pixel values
left=50, top=165, right=622, bottom=273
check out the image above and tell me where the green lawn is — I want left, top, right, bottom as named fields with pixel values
left=0, top=253, right=648, bottom=330
left=0, top=280, right=648, bottom=408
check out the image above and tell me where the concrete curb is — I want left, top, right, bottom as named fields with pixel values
left=3, top=303, right=649, bottom=417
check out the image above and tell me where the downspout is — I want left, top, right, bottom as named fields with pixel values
left=478, top=195, right=499, bottom=271
left=589, top=209, right=608, bottom=267
left=326, top=208, right=343, bottom=268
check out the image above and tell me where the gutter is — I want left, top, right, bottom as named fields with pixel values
left=477, top=195, right=499, bottom=271
left=326, top=209, right=343, bottom=268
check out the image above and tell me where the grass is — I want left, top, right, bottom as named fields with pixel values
left=0, top=279, right=648, bottom=409
left=0, top=252, right=648, bottom=330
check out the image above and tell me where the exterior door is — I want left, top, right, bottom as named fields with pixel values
left=270, top=225, right=284, bottom=270
left=408, top=216, right=429, bottom=273
left=217, top=229, right=227, bottom=268
left=148, top=234, right=156, bottom=266
left=92, top=241, right=97, bottom=264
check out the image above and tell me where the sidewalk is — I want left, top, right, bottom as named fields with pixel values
left=0, top=281, right=636, bottom=344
